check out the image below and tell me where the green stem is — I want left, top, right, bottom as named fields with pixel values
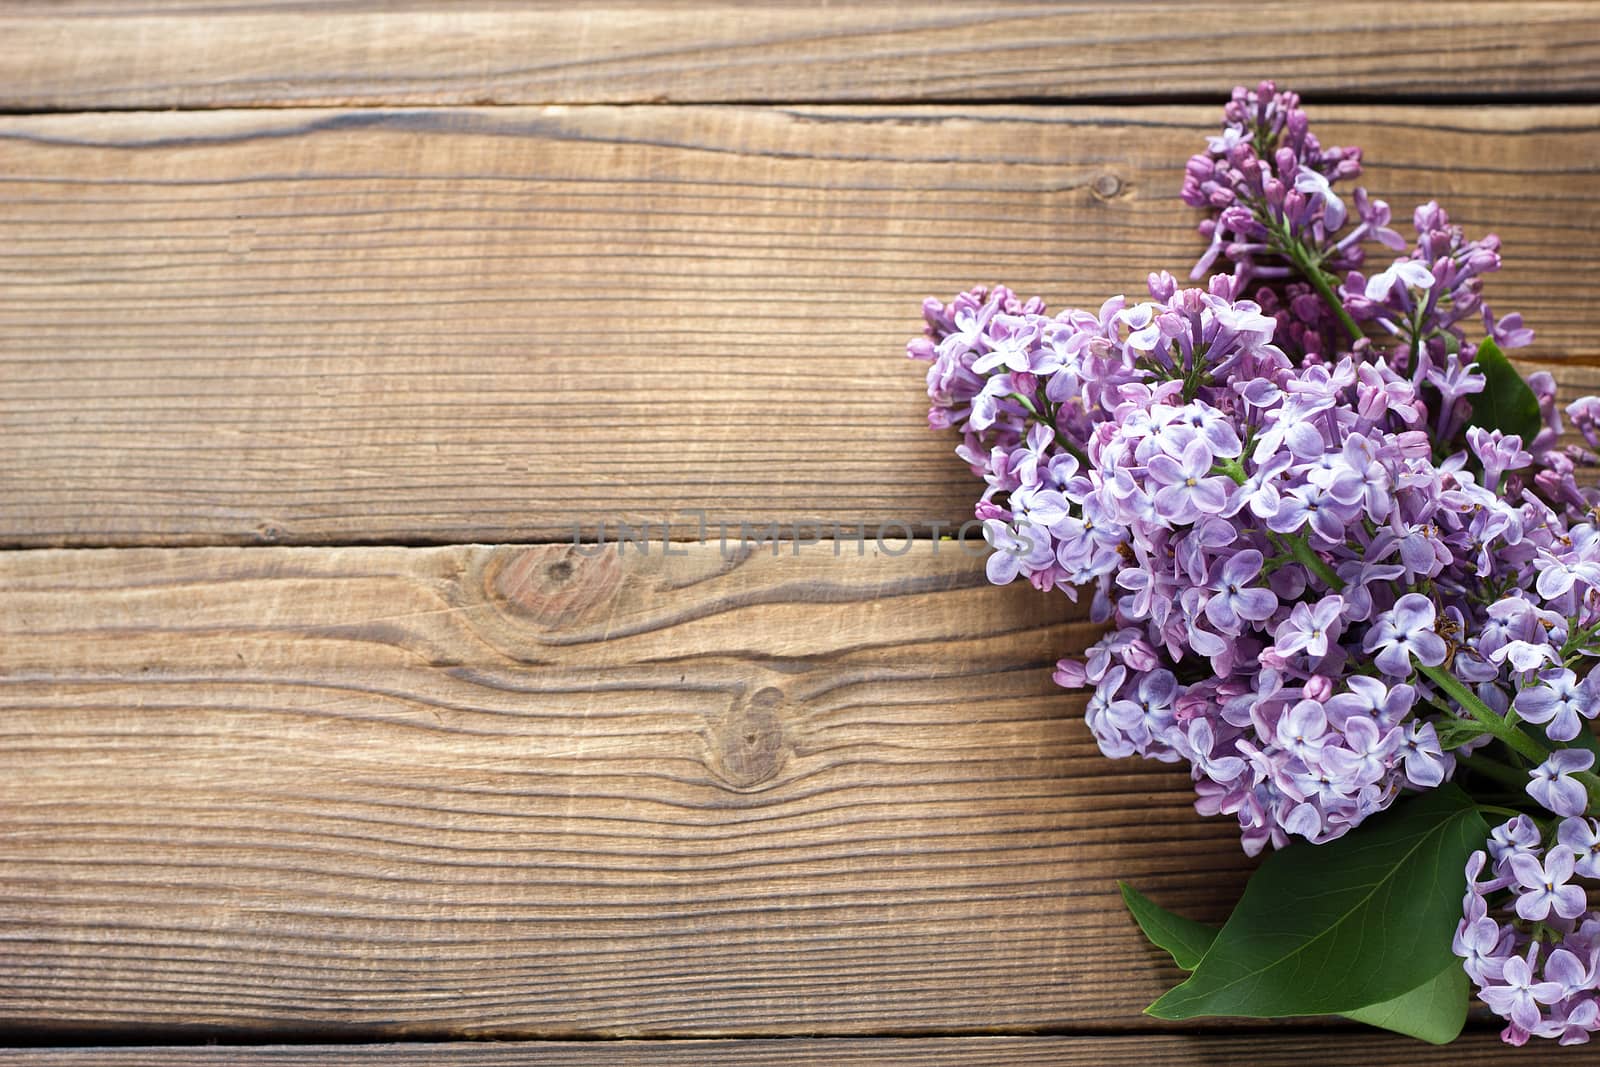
left=1009, top=392, right=1040, bottom=418
left=1284, top=537, right=1343, bottom=591
left=1415, top=661, right=1548, bottom=764
left=1280, top=233, right=1363, bottom=345
left=1405, top=303, right=1425, bottom=378
left=1212, top=457, right=1345, bottom=591
left=1213, top=458, right=1247, bottom=484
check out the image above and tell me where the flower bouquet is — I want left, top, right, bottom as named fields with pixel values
left=907, top=83, right=1600, bottom=1046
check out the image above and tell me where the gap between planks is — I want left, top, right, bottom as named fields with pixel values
left=0, top=1032, right=1572, bottom=1064
left=1, top=1, right=1597, bottom=110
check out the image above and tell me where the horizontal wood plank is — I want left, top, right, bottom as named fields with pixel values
left=3, top=104, right=1599, bottom=547
left=1, top=2, right=1598, bottom=110
left=0, top=542, right=1265, bottom=1036
left=0, top=1032, right=1578, bottom=1065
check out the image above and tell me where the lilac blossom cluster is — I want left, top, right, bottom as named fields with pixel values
left=909, top=81, right=1600, bottom=1043
left=1458, top=814, right=1600, bottom=1044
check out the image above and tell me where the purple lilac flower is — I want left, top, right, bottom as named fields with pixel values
left=1559, top=817, right=1600, bottom=879
left=1274, top=699, right=1327, bottom=763
left=1467, top=427, right=1531, bottom=489
left=1203, top=549, right=1277, bottom=632
left=1510, top=848, right=1587, bottom=921
left=1324, top=677, right=1414, bottom=730
left=1529, top=750, right=1597, bottom=819
left=1455, top=915, right=1510, bottom=983
left=1488, top=815, right=1542, bottom=869
left=1397, top=721, right=1447, bottom=787
left=1516, top=668, right=1592, bottom=743
left=1362, top=594, right=1448, bottom=677
left=1321, top=716, right=1401, bottom=787
left=1481, top=955, right=1565, bottom=1033
left=1148, top=438, right=1232, bottom=524
left=1275, top=595, right=1343, bottom=660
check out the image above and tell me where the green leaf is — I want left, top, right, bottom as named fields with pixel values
left=1146, top=785, right=1488, bottom=1021
left=1122, top=881, right=1468, bottom=1043
left=1342, top=963, right=1469, bottom=1045
left=1467, top=338, right=1542, bottom=443
left=1120, top=882, right=1217, bottom=971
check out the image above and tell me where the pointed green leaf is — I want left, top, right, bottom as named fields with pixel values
left=1467, top=338, right=1542, bottom=443
left=1124, top=881, right=1469, bottom=1043
left=1341, top=962, right=1469, bottom=1045
left=1146, top=786, right=1488, bottom=1021
left=1120, top=882, right=1217, bottom=971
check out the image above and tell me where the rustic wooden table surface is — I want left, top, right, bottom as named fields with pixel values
left=3, top=2, right=1600, bottom=1063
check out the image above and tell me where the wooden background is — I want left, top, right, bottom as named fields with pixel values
left=2, top=2, right=1599, bottom=1063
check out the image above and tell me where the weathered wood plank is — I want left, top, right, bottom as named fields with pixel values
left=0, top=1032, right=1574, bottom=1065
left=1, top=2, right=1597, bottom=110
left=3, top=104, right=1598, bottom=547
left=0, top=542, right=1256, bottom=1036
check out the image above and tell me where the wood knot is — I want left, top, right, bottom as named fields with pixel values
left=708, top=686, right=789, bottom=791
left=490, top=545, right=621, bottom=630
left=1092, top=173, right=1125, bottom=200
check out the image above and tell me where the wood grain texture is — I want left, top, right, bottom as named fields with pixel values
left=0, top=1032, right=1581, bottom=1065
left=3, top=104, right=1599, bottom=547
left=1, top=1, right=1598, bottom=110
left=0, top=541, right=1264, bottom=1037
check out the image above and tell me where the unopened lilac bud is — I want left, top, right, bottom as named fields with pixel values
left=1414, top=200, right=1445, bottom=232
left=1220, top=205, right=1255, bottom=231
left=1053, top=659, right=1088, bottom=688
left=973, top=501, right=1008, bottom=522
left=1394, top=430, right=1433, bottom=456
left=1467, top=246, right=1501, bottom=274
left=1147, top=271, right=1178, bottom=303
